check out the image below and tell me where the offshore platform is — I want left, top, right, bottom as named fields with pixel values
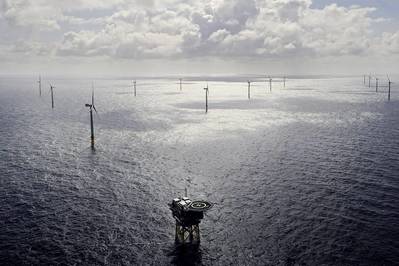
left=169, top=196, right=212, bottom=245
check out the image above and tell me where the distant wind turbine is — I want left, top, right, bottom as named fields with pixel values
left=49, top=83, right=55, bottom=109
left=179, top=78, right=183, bottom=91
left=375, top=77, right=379, bottom=93
left=38, top=75, right=42, bottom=96
left=85, top=86, right=98, bottom=150
left=387, top=75, right=393, bottom=101
left=269, top=76, right=272, bottom=92
left=204, top=83, right=209, bottom=113
left=133, top=80, right=137, bottom=97
left=247, top=80, right=251, bottom=99
left=283, top=76, right=286, bottom=88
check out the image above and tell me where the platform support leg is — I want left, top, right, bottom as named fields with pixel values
left=175, top=223, right=201, bottom=245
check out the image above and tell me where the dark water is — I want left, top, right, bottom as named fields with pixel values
left=0, top=76, right=398, bottom=265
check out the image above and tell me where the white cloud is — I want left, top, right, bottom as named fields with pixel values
left=11, top=40, right=51, bottom=55
left=57, top=31, right=109, bottom=56
left=1, top=0, right=398, bottom=62
left=2, top=0, right=61, bottom=30
left=1, top=0, right=124, bottom=30
left=381, top=31, right=399, bottom=54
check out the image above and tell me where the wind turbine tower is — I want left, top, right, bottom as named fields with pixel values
left=204, top=84, right=209, bottom=113
left=85, top=89, right=98, bottom=150
left=38, top=75, right=42, bottom=96
left=247, top=80, right=251, bottom=99
left=269, top=77, right=272, bottom=92
left=49, top=84, right=55, bottom=109
left=376, top=77, right=379, bottom=93
left=387, top=75, right=393, bottom=101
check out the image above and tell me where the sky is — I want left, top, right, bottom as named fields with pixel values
left=0, top=0, right=399, bottom=77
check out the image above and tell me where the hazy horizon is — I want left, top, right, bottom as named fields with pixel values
left=1, top=73, right=399, bottom=82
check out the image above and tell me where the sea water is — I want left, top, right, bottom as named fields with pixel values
left=0, top=75, right=398, bottom=265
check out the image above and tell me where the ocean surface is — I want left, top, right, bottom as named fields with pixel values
left=0, top=75, right=398, bottom=265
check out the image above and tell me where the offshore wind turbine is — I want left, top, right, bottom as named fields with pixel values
left=283, top=76, right=286, bottom=88
left=363, top=75, right=366, bottom=85
left=269, top=76, right=272, bottom=92
left=38, top=75, right=42, bottom=96
left=49, top=83, right=55, bottom=109
left=247, top=80, right=251, bottom=99
left=204, top=83, right=209, bottom=113
left=133, top=80, right=137, bottom=97
left=179, top=78, right=183, bottom=91
left=375, top=77, right=379, bottom=93
left=85, top=87, right=98, bottom=150
left=387, top=75, right=393, bottom=101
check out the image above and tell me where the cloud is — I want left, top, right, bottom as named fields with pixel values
left=11, top=40, right=51, bottom=55
left=1, top=0, right=397, bottom=60
left=299, top=4, right=375, bottom=56
left=1, top=0, right=123, bottom=30
left=381, top=31, right=399, bottom=54
left=1, top=0, right=61, bottom=30
left=57, top=31, right=109, bottom=56
left=55, top=0, right=379, bottom=58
